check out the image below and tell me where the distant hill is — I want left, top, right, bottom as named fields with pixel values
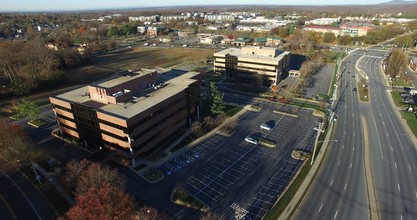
left=379, top=0, right=417, bottom=5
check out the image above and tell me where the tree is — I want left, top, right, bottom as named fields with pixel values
left=0, top=119, right=41, bottom=166
left=65, top=183, right=136, bottom=220
left=322, top=32, right=336, bottom=43
left=16, top=99, right=39, bottom=121
left=135, top=206, right=161, bottom=220
left=200, top=211, right=224, bottom=220
left=386, top=48, right=407, bottom=85
left=271, top=85, right=278, bottom=96
left=209, top=82, right=225, bottom=115
left=107, top=26, right=120, bottom=37
left=75, top=162, right=126, bottom=196
left=63, top=159, right=91, bottom=191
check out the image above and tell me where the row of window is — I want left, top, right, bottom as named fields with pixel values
left=127, top=97, right=184, bottom=133
left=133, top=113, right=186, bottom=150
left=57, top=113, right=128, bottom=142
left=132, top=105, right=187, bottom=141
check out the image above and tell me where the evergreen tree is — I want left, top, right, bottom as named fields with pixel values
left=209, top=82, right=225, bottom=115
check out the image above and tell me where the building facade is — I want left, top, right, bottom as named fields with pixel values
left=50, top=69, right=200, bottom=166
left=213, top=46, right=290, bottom=86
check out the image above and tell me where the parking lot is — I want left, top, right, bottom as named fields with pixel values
left=158, top=100, right=320, bottom=219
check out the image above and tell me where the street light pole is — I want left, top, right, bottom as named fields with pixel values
left=311, top=123, right=325, bottom=165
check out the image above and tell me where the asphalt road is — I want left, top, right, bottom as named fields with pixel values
left=358, top=50, right=417, bottom=220
left=0, top=166, right=57, bottom=220
left=294, top=52, right=368, bottom=220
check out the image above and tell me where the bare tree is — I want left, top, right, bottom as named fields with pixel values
left=200, top=211, right=224, bottom=220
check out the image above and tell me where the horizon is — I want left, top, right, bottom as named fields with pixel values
left=1, top=0, right=416, bottom=13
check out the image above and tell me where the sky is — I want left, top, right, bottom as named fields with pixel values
left=0, top=0, right=397, bottom=12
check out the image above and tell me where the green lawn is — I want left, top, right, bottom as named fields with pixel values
left=328, top=62, right=339, bottom=97
left=172, top=188, right=209, bottom=212
left=400, top=111, right=417, bottom=138
left=391, top=91, right=405, bottom=107
left=392, top=78, right=414, bottom=87
left=224, top=105, right=242, bottom=117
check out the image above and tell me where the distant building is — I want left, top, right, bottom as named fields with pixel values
left=303, top=25, right=341, bottom=37
left=147, top=27, right=158, bottom=37
left=266, top=37, right=285, bottom=47
left=205, top=14, right=235, bottom=22
left=49, top=69, right=201, bottom=166
left=232, top=36, right=253, bottom=47
left=305, top=17, right=341, bottom=26
left=340, top=22, right=376, bottom=37
left=213, top=46, right=290, bottom=85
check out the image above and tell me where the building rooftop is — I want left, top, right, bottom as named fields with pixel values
left=97, top=69, right=156, bottom=88
left=214, top=46, right=289, bottom=63
left=55, top=70, right=199, bottom=120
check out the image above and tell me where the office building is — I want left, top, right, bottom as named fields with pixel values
left=213, top=46, right=290, bottom=85
left=49, top=69, right=200, bottom=166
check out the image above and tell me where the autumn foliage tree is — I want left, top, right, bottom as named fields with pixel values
left=65, top=183, right=136, bottom=220
left=0, top=119, right=41, bottom=166
left=386, top=48, right=407, bottom=85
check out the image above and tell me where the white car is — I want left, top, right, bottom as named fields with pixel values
left=260, top=123, right=272, bottom=131
left=245, top=136, right=259, bottom=145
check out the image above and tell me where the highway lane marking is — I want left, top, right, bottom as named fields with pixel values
left=344, top=183, right=347, bottom=191
left=391, top=146, right=393, bottom=152
left=409, top=164, right=411, bottom=171
left=398, top=183, right=401, bottom=192
left=0, top=169, right=41, bottom=220
left=394, top=162, right=397, bottom=169
left=350, top=163, right=352, bottom=169
left=353, top=146, right=355, bottom=151
left=342, top=145, right=344, bottom=149
left=415, top=190, right=417, bottom=199
left=318, top=203, right=323, bottom=213
left=334, top=210, right=339, bottom=219
left=338, top=160, right=340, bottom=166
left=330, top=179, right=334, bottom=186
left=372, top=117, right=384, bottom=159
left=0, top=192, right=17, bottom=220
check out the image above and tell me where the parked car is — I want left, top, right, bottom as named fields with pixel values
left=245, top=136, right=259, bottom=145
left=260, top=123, right=272, bottom=131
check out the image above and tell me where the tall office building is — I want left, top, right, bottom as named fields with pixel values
left=50, top=69, right=200, bottom=166
left=214, top=46, right=290, bottom=85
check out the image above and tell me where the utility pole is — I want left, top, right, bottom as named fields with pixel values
left=311, top=123, right=325, bottom=165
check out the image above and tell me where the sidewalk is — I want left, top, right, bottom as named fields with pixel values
left=278, top=121, right=335, bottom=220
left=32, top=162, right=75, bottom=206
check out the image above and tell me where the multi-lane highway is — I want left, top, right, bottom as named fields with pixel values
left=294, top=51, right=368, bottom=220
left=295, top=48, right=417, bottom=220
left=358, top=49, right=417, bottom=220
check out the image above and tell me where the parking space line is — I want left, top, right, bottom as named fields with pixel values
left=188, top=176, right=225, bottom=196
left=186, top=183, right=218, bottom=202
left=202, top=168, right=236, bottom=185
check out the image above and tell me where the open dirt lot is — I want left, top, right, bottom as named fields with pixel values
left=67, top=47, right=219, bottom=83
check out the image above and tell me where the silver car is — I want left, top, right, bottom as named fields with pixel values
left=260, top=123, right=272, bottom=131
left=245, top=136, right=259, bottom=145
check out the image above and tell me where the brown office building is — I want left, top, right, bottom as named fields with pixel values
left=214, top=46, right=290, bottom=86
left=50, top=69, right=200, bottom=166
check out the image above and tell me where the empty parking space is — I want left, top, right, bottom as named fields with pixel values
left=156, top=99, right=320, bottom=219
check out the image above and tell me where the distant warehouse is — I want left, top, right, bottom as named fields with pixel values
left=49, top=69, right=200, bottom=166
left=213, top=46, right=290, bottom=86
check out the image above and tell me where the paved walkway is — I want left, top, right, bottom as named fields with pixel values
left=32, top=162, right=75, bottom=205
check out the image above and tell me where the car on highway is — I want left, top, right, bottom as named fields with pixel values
left=245, top=136, right=259, bottom=145
left=353, top=87, right=357, bottom=93
left=260, top=123, right=272, bottom=131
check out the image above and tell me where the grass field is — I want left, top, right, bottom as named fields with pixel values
left=391, top=91, right=405, bottom=107
left=400, top=111, right=417, bottom=138
left=67, top=47, right=219, bottom=83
